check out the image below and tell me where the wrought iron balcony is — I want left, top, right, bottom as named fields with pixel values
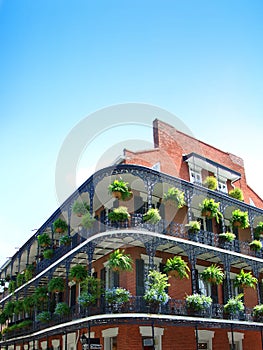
left=1, top=297, right=257, bottom=341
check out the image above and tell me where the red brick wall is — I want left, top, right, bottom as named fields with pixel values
left=124, top=119, right=263, bottom=208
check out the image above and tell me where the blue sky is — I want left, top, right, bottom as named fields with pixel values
left=0, top=0, right=262, bottom=267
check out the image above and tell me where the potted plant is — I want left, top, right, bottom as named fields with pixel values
left=105, top=287, right=131, bottom=312
left=16, top=273, right=25, bottom=287
left=199, top=198, right=223, bottom=223
left=108, top=179, right=130, bottom=200
left=72, top=200, right=89, bottom=217
left=234, top=269, right=258, bottom=289
left=59, top=234, right=72, bottom=246
left=25, top=264, right=35, bottom=282
left=203, top=176, right=218, bottom=190
left=231, top=209, right=249, bottom=229
left=218, top=232, right=236, bottom=243
left=143, top=270, right=170, bottom=312
left=224, top=294, right=244, bottom=319
left=48, top=277, right=65, bottom=293
left=8, top=280, right=16, bottom=293
left=254, top=222, right=263, bottom=239
left=185, top=220, right=201, bottom=233
left=201, top=264, right=224, bottom=285
left=108, top=249, right=133, bottom=272
left=13, top=300, right=24, bottom=315
left=249, top=239, right=262, bottom=252
left=3, top=301, right=15, bottom=318
left=163, top=256, right=190, bottom=279
left=78, top=291, right=97, bottom=307
left=69, top=265, right=88, bottom=283
left=185, top=293, right=212, bottom=314
left=108, top=206, right=130, bottom=222
left=37, top=233, right=51, bottom=247
left=252, top=304, right=263, bottom=321
left=34, top=286, right=48, bottom=304
left=81, top=212, right=95, bottom=229
left=53, top=218, right=68, bottom=233
left=54, top=302, right=70, bottom=316
left=36, top=310, right=52, bottom=323
left=43, top=248, right=54, bottom=260
left=229, top=187, right=244, bottom=201
left=23, top=296, right=35, bottom=314
left=163, top=187, right=186, bottom=208
left=143, top=208, right=161, bottom=224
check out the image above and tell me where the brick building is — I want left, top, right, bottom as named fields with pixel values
left=1, top=119, right=263, bottom=349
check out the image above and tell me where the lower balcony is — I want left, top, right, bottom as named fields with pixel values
left=1, top=297, right=259, bottom=341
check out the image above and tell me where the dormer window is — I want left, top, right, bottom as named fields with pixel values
left=217, top=179, right=228, bottom=193
left=190, top=168, right=202, bottom=185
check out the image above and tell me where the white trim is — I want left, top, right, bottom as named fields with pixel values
left=102, top=327, right=119, bottom=337
left=227, top=332, right=244, bottom=350
left=139, top=326, right=164, bottom=350
left=195, top=330, right=214, bottom=350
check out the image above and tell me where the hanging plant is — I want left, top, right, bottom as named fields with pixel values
left=16, top=273, right=25, bottom=287
left=72, top=200, right=89, bottom=217
left=199, top=198, right=223, bottom=223
left=108, top=249, right=133, bottom=272
left=234, top=269, right=258, bottom=289
left=25, top=264, right=35, bottom=282
left=201, top=264, right=224, bottom=285
left=37, top=233, right=51, bottom=247
left=231, top=209, right=249, bottom=229
left=8, top=280, right=16, bottom=293
left=163, top=187, right=186, bottom=208
left=69, top=265, right=88, bottom=283
left=43, top=248, right=54, bottom=260
left=48, top=277, right=65, bottom=293
left=53, top=218, right=68, bottom=233
left=163, top=256, right=190, bottom=279
left=23, top=296, right=36, bottom=313
left=143, top=208, right=161, bottom=224
left=59, top=235, right=72, bottom=246
left=80, top=276, right=103, bottom=298
left=229, top=188, right=244, bottom=201
left=203, top=176, right=218, bottom=190
left=108, top=179, right=130, bottom=200
left=34, top=286, right=48, bottom=303
left=81, top=212, right=95, bottom=229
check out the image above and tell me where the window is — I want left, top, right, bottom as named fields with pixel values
left=217, top=179, right=228, bottom=193
left=190, top=169, right=202, bottom=184
left=102, top=328, right=119, bottom=350
left=196, top=330, right=214, bottom=350
left=227, top=332, right=244, bottom=350
left=139, top=326, right=164, bottom=350
left=152, top=162, right=160, bottom=171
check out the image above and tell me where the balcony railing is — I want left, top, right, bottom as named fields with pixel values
left=1, top=297, right=257, bottom=341
left=33, top=214, right=261, bottom=275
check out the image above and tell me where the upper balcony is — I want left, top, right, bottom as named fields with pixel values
left=1, top=164, right=263, bottom=290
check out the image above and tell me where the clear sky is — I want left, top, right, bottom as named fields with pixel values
left=0, top=0, right=262, bottom=267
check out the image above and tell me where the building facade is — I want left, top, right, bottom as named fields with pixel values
left=1, top=119, right=263, bottom=349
